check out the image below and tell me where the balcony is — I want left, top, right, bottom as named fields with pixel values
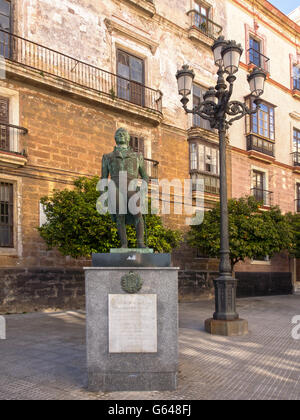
left=251, top=188, right=273, bottom=207
left=247, top=48, right=270, bottom=73
left=0, top=29, right=162, bottom=124
left=187, top=10, right=222, bottom=47
left=144, top=158, right=159, bottom=180
left=247, top=134, right=275, bottom=160
left=0, top=123, right=28, bottom=167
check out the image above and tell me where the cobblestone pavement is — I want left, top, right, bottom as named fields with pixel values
left=0, top=295, right=300, bottom=400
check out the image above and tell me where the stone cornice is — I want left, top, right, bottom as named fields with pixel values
left=188, top=27, right=214, bottom=48
left=104, top=18, right=159, bottom=54
left=290, top=111, right=300, bottom=121
left=0, top=150, right=27, bottom=167
left=187, top=127, right=219, bottom=144
left=118, top=0, right=156, bottom=17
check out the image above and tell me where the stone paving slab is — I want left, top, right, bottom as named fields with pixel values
left=0, top=295, right=299, bottom=400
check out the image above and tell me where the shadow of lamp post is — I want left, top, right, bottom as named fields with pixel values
left=176, top=36, right=267, bottom=336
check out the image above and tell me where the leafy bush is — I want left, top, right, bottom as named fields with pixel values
left=39, top=177, right=181, bottom=258
left=188, top=196, right=295, bottom=268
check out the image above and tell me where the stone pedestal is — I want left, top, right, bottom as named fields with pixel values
left=84, top=264, right=179, bottom=392
left=205, top=318, right=248, bottom=336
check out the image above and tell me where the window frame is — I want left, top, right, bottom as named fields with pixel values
left=129, top=135, right=145, bottom=156
left=189, top=141, right=219, bottom=175
left=293, top=128, right=300, bottom=153
left=0, top=0, right=12, bottom=59
left=192, top=84, right=212, bottom=131
left=249, top=36, right=262, bottom=68
left=0, top=180, right=14, bottom=248
left=116, top=49, right=145, bottom=107
left=293, top=64, right=300, bottom=91
left=247, top=98, right=276, bottom=141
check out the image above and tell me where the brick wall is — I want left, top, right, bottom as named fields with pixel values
left=0, top=268, right=85, bottom=314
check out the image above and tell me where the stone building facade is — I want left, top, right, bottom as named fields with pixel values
left=0, top=0, right=299, bottom=311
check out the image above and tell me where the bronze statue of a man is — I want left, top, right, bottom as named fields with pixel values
left=101, top=128, right=149, bottom=248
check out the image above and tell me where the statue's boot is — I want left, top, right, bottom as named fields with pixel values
left=116, top=218, right=128, bottom=248
left=136, top=217, right=146, bottom=249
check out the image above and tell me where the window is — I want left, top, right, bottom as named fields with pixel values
left=189, top=142, right=219, bottom=174
left=249, top=37, right=261, bottom=68
left=190, top=143, right=197, bottom=170
left=0, top=96, right=9, bottom=151
left=0, top=181, right=13, bottom=247
left=293, top=65, right=300, bottom=91
left=130, top=136, right=144, bottom=155
left=296, top=183, right=300, bottom=213
left=117, top=50, right=145, bottom=106
left=0, top=0, right=11, bottom=58
left=198, top=144, right=219, bottom=174
left=252, top=170, right=271, bottom=206
left=194, top=2, right=210, bottom=32
left=193, top=85, right=211, bottom=130
left=293, top=128, right=300, bottom=165
left=251, top=101, right=275, bottom=140
left=190, top=142, right=220, bottom=194
left=293, top=128, right=300, bottom=152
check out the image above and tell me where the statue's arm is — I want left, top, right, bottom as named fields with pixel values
left=138, top=153, right=149, bottom=183
left=101, top=155, right=109, bottom=179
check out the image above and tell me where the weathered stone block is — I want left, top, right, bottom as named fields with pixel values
left=85, top=266, right=179, bottom=392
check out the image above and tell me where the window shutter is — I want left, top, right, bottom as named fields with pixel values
left=130, top=136, right=144, bottom=156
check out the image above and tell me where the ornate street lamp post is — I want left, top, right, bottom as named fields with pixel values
left=176, top=37, right=267, bottom=336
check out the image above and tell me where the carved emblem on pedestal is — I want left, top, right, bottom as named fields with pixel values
left=121, top=272, right=143, bottom=294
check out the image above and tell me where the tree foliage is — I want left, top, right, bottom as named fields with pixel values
left=188, top=196, right=295, bottom=268
left=38, top=177, right=182, bottom=258
left=286, top=212, right=300, bottom=258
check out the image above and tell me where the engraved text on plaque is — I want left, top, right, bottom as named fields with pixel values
left=109, top=294, right=157, bottom=353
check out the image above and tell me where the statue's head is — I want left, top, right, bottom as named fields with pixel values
left=115, top=128, right=130, bottom=148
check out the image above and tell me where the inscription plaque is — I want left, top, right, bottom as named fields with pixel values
left=109, top=294, right=157, bottom=353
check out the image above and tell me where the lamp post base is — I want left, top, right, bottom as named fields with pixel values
left=205, top=318, right=248, bottom=337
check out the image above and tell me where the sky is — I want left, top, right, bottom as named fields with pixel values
left=269, top=0, right=299, bottom=15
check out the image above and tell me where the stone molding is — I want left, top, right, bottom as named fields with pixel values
left=120, top=0, right=156, bottom=17
left=188, top=27, right=215, bottom=48
left=187, top=126, right=219, bottom=144
left=247, top=150, right=275, bottom=164
left=104, top=18, right=159, bottom=54
left=0, top=150, right=27, bottom=167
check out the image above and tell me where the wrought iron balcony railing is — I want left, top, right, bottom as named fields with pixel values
left=247, top=134, right=274, bottom=157
left=187, top=10, right=222, bottom=40
left=144, top=158, right=159, bottom=180
left=247, top=48, right=270, bottom=73
left=191, top=173, right=220, bottom=194
left=292, top=152, right=300, bottom=166
left=0, top=29, right=162, bottom=113
left=0, top=123, right=28, bottom=155
left=293, top=77, right=300, bottom=91
left=296, top=199, right=300, bottom=213
left=251, top=188, right=273, bottom=206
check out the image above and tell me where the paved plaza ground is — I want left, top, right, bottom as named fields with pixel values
left=0, top=295, right=300, bottom=400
